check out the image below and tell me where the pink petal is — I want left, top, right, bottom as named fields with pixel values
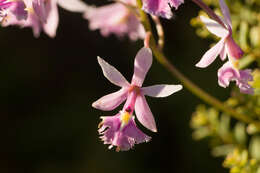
left=219, top=43, right=227, bottom=61
left=92, top=88, right=128, bottom=111
left=43, top=0, right=59, bottom=38
left=196, top=38, right=225, bottom=68
left=142, top=84, right=182, bottom=97
left=200, top=16, right=229, bottom=37
left=32, top=0, right=47, bottom=23
left=169, top=0, right=184, bottom=9
left=142, top=0, right=173, bottom=19
left=226, top=36, right=244, bottom=59
left=219, top=0, right=232, bottom=28
left=131, top=47, right=152, bottom=87
left=135, top=94, right=157, bottom=132
left=97, top=56, right=130, bottom=88
left=57, top=0, right=89, bottom=12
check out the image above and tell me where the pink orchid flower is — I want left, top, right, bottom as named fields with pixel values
left=2, top=0, right=88, bottom=37
left=142, top=0, right=184, bottom=19
left=84, top=0, right=145, bottom=41
left=93, top=47, right=182, bottom=151
left=195, top=0, right=243, bottom=68
left=218, top=61, right=254, bottom=94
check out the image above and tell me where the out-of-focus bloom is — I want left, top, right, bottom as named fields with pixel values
left=195, top=0, right=243, bottom=68
left=142, top=0, right=184, bottom=19
left=218, top=62, right=254, bottom=94
left=0, top=0, right=27, bottom=22
left=84, top=0, right=145, bottom=41
left=2, top=0, right=88, bottom=37
left=93, top=47, right=182, bottom=133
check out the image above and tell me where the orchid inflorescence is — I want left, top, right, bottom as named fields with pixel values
left=4, top=0, right=260, bottom=170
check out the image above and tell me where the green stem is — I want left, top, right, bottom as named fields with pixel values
left=136, top=0, right=260, bottom=128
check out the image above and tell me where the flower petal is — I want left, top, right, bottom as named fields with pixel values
left=219, top=0, right=232, bottom=28
left=43, top=0, right=59, bottom=38
left=142, top=84, right=182, bottom=97
left=32, top=0, right=47, bottom=23
left=57, top=0, right=89, bottom=12
left=97, top=56, right=130, bottom=88
left=142, top=0, right=173, bottom=19
left=219, top=43, right=227, bottom=61
left=135, top=94, right=157, bottom=132
left=169, top=0, right=184, bottom=9
left=92, top=88, right=128, bottom=111
left=200, top=15, right=229, bottom=37
left=196, top=38, right=225, bottom=68
left=131, top=47, right=152, bottom=87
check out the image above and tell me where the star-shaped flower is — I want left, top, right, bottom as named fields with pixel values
left=195, top=0, right=243, bottom=68
left=93, top=46, right=182, bottom=151
left=84, top=0, right=145, bottom=41
left=93, top=47, right=182, bottom=132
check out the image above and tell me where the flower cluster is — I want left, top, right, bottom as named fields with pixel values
left=1, top=0, right=256, bottom=154
left=195, top=0, right=254, bottom=94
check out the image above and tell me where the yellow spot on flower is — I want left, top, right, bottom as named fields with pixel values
left=231, top=60, right=239, bottom=69
left=24, top=7, right=34, bottom=13
left=121, top=111, right=131, bottom=125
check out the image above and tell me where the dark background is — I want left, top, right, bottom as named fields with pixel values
left=1, top=1, right=230, bottom=173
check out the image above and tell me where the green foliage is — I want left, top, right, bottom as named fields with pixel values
left=190, top=70, right=260, bottom=172
left=190, top=72, right=260, bottom=172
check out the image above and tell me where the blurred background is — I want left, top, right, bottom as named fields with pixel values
left=1, top=1, right=231, bottom=172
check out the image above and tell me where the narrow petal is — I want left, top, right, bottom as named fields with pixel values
left=200, top=16, right=229, bottom=37
left=97, top=56, right=130, bottom=88
left=219, top=0, right=232, bottom=28
left=226, top=36, right=244, bottom=59
left=196, top=38, right=225, bottom=68
left=57, top=0, right=89, bottom=12
left=32, top=0, right=47, bottom=23
left=135, top=94, right=157, bottom=132
left=142, top=84, right=182, bottom=97
left=131, top=47, right=152, bottom=87
left=219, top=43, right=227, bottom=61
left=43, top=0, right=59, bottom=38
left=92, top=88, right=128, bottom=111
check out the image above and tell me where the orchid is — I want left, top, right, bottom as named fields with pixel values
left=92, top=47, right=182, bottom=150
left=194, top=0, right=254, bottom=94
left=2, top=0, right=88, bottom=37
left=218, top=62, right=254, bottom=95
left=142, top=0, right=184, bottom=19
left=84, top=0, right=145, bottom=40
left=195, top=0, right=243, bottom=68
